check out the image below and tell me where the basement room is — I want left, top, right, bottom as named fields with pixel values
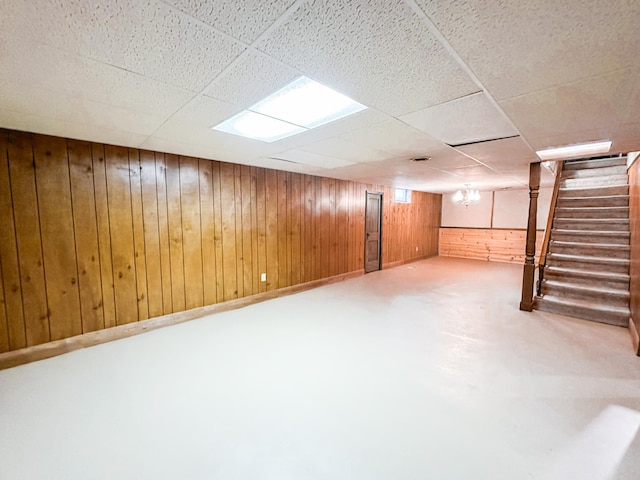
left=1, top=1, right=639, bottom=479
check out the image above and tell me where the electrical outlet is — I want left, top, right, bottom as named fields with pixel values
left=261, top=273, right=266, bottom=282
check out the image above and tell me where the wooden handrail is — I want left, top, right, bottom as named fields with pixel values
left=536, top=161, right=563, bottom=295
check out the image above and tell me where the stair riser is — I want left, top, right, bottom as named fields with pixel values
left=540, top=284, right=629, bottom=308
left=544, top=271, right=629, bottom=290
left=552, top=220, right=629, bottom=231
left=554, top=208, right=629, bottom=219
left=550, top=244, right=629, bottom=258
left=558, top=185, right=629, bottom=197
left=562, top=165, right=628, bottom=179
left=534, top=298, right=629, bottom=327
left=556, top=196, right=629, bottom=208
left=563, top=158, right=627, bottom=170
left=561, top=175, right=628, bottom=189
left=547, top=256, right=630, bottom=274
left=550, top=232, right=630, bottom=244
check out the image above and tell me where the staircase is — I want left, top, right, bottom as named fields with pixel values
left=534, top=156, right=630, bottom=327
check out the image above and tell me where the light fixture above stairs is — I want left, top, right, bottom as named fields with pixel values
left=534, top=156, right=630, bottom=327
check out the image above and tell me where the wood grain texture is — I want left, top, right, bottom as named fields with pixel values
left=34, top=135, right=82, bottom=341
left=105, top=145, right=138, bottom=325
left=629, top=158, right=640, bottom=355
left=68, top=139, right=104, bottom=333
left=0, top=129, right=442, bottom=354
left=0, top=130, right=25, bottom=351
left=92, top=143, right=117, bottom=329
left=439, top=228, right=544, bottom=264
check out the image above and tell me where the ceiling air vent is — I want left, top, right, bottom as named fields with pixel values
left=411, top=156, right=431, bottom=162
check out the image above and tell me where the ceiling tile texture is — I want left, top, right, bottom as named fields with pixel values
left=0, top=0, right=638, bottom=193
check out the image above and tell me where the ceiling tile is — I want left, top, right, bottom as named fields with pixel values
left=453, top=136, right=536, bottom=170
left=268, top=149, right=355, bottom=169
left=1, top=0, right=246, bottom=92
left=203, top=50, right=300, bottom=108
left=500, top=69, right=635, bottom=148
left=163, top=0, right=299, bottom=43
left=334, top=119, right=444, bottom=160
left=416, top=0, right=640, bottom=100
left=400, top=92, right=518, bottom=145
left=246, top=157, right=324, bottom=175
left=0, top=38, right=194, bottom=118
left=257, top=0, right=478, bottom=116
left=0, top=81, right=167, bottom=136
left=0, top=109, right=151, bottom=149
left=298, top=136, right=389, bottom=163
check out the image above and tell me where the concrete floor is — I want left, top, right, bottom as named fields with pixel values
left=1, top=256, right=639, bottom=480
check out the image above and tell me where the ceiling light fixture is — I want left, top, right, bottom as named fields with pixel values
left=212, top=76, right=367, bottom=142
left=535, top=140, right=612, bottom=161
left=453, top=185, right=481, bottom=207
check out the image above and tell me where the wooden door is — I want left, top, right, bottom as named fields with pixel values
left=365, top=192, right=382, bottom=273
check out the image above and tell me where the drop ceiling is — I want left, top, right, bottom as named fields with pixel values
left=1, top=0, right=639, bottom=193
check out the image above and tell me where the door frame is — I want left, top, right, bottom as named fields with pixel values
left=364, top=190, right=383, bottom=273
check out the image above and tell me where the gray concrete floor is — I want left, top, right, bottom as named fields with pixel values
left=1, top=256, right=639, bottom=479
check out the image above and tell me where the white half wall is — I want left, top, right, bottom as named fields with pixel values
left=442, top=187, right=552, bottom=229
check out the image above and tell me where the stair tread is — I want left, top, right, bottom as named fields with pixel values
left=545, top=266, right=629, bottom=281
left=552, top=229, right=630, bottom=236
left=537, top=294, right=630, bottom=314
left=555, top=206, right=629, bottom=210
left=550, top=240, right=629, bottom=249
left=557, top=194, right=628, bottom=201
left=554, top=217, right=629, bottom=222
left=542, top=279, right=630, bottom=297
left=548, top=252, right=630, bottom=264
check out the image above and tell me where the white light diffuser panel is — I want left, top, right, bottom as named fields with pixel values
left=536, top=140, right=611, bottom=160
left=214, top=110, right=305, bottom=143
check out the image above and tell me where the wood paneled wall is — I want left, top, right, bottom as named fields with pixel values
left=0, top=129, right=441, bottom=353
left=629, top=158, right=640, bottom=354
left=439, top=228, right=544, bottom=264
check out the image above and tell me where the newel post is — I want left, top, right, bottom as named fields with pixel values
left=520, top=162, right=541, bottom=311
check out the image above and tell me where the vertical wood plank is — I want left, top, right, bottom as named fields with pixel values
left=155, top=153, right=173, bottom=315
left=34, top=135, right=82, bottom=341
left=199, top=159, right=217, bottom=306
left=140, top=150, right=164, bottom=318
left=128, top=149, right=149, bottom=321
left=256, top=167, right=267, bottom=293
left=264, top=169, right=279, bottom=290
left=180, top=156, right=204, bottom=310
left=0, top=131, right=26, bottom=350
left=92, top=143, right=117, bottom=329
left=240, top=165, right=253, bottom=296
left=234, top=165, right=245, bottom=298
left=211, top=161, right=225, bottom=301
left=104, top=145, right=138, bottom=325
left=7, top=132, right=49, bottom=347
left=68, top=139, right=104, bottom=333
left=0, top=256, right=7, bottom=353
left=165, top=154, right=186, bottom=312
left=220, top=162, right=238, bottom=300
left=250, top=167, right=259, bottom=294
left=290, top=173, right=302, bottom=286
left=277, top=170, right=289, bottom=288
left=314, top=176, right=324, bottom=281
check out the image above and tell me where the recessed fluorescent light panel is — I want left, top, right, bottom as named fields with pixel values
left=212, top=76, right=366, bottom=142
left=536, top=140, right=612, bottom=160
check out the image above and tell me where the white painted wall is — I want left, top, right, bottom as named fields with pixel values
left=442, top=186, right=552, bottom=229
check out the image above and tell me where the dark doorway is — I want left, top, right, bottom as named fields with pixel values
left=365, top=191, right=382, bottom=273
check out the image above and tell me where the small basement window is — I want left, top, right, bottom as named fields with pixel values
left=394, top=188, right=411, bottom=204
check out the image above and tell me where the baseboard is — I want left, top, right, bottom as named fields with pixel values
left=0, top=269, right=365, bottom=370
left=630, top=317, right=640, bottom=356
left=383, top=253, right=437, bottom=270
